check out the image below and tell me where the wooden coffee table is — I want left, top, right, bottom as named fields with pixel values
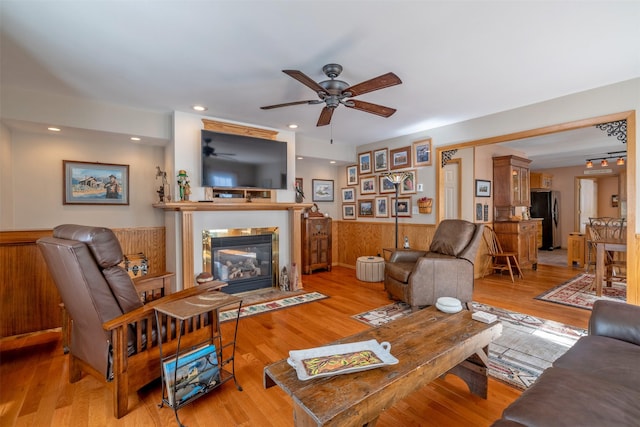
left=264, top=306, right=502, bottom=427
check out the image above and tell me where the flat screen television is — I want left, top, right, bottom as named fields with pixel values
left=201, top=129, right=288, bottom=189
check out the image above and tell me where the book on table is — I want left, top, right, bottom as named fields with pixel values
left=162, top=344, right=220, bottom=407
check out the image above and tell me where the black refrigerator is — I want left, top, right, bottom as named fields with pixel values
left=530, top=190, right=561, bottom=250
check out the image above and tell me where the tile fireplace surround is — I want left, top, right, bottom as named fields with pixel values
left=153, top=201, right=311, bottom=291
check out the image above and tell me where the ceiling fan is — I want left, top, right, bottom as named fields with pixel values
left=202, top=139, right=236, bottom=159
left=260, top=63, right=402, bottom=126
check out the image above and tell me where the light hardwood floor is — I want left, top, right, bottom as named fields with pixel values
left=1, top=264, right=591, bottom=427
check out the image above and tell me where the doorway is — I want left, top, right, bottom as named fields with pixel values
left=577, top=178, right=597, bottom=233
left=443, top=159, right=461, bottom=219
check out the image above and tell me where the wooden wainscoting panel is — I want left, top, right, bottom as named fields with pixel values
left=335, top=221, right=437, bottom=267
left=113, top=227, right=167, bottom=275
left=0, top=230, right=60, bottom=338
left=1, top=227, right=167, bottom=339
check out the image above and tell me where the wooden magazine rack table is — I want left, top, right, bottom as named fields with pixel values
left=264, top=306, right=502, bottom=427
left=155, top=292, right=243, bottom=427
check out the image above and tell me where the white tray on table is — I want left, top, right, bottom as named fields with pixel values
left=287, top=339, right=398, bottom=381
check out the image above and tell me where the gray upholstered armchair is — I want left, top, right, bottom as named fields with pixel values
left=384, top=220, right=484, bottom=311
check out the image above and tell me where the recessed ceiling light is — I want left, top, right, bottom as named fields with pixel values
left=192, top=105, right=208, bottom=112
left=297, top=156, right=304, bottom=160
left=130, top=137, right=141, bottom=141
left=288, top=124, right=298, bottom=129
left=329, top=161, right=336, bottom=164
left=48, top=127, right=61, bottom=132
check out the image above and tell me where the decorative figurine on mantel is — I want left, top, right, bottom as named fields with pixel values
left=155, top=166, right=170, bottom=202
left=177, top=170, right=191, bottom=201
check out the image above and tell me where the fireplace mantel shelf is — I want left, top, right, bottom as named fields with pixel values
left=153, top=202, right=313, bottom=212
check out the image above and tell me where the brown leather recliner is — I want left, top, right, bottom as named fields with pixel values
left=37, top=224, right=225, bottom=418
left=384, top=220, right=484, bottom=310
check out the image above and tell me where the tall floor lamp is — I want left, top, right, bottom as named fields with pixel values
left=383, top=171, right=411, bottom=248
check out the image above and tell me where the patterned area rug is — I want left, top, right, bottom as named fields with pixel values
left=535, top=273, right=626, bottom=310
left=219, top=291, right=328, bottom=322
left=352, top=301, right=587, bottom=390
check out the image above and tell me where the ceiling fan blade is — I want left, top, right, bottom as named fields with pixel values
left=317, top=107, right=334, bottom=126
left=283, top=70, right=326, bottom=93
left=345, top=72, right=402, bottom=97
left=261, top=100, right=321, bottom=110
left=346, top=100, right=397, bottom=117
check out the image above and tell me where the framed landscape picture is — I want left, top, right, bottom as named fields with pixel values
left=475, top=179, right=491, bottom=197
left=358, top=199, right=374, bottom=217
left=400, top=169, right=417, bottom=194
left=391, top=197, right=412, bottom=217
left=413, top=138, right=432, bottom=167
left=373, top=148, right=389, bottom=172
left=63, top=160, right=129, bottom=205
left=312, top=179, right=334, bottom=202
left=390, top=146, right=412, bottom=170
left=379, top=175, right=396, bottom=194
left=341, top=187, right=356, bottom=203
left=342, top=204, right=356, bottom=220
left=360, top=176, right=376, bottom=195
left=358, top=151, right=372, bottom=175
left=375, top=196, right=389, bottom=217
left=346, top=165, right=358, bottom=186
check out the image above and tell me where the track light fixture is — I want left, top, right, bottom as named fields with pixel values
left=585, top=151, right=626, bottom=168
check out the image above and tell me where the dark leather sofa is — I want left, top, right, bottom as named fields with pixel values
left=491, top=300, right=640, bottom=427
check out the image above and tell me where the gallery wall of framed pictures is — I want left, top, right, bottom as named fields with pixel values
left=342, top=138, right=434, bottom=220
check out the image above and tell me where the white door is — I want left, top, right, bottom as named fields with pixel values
left=578, top=178, right=597, bottom=233
left=443, top=160, right=461, bottom=219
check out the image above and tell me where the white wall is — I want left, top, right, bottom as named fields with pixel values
left=0, top=127, right=165, bottom=229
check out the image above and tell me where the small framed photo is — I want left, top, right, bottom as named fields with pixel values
left=400, top=169, right=417, bottom=195
left=358, top=151, right=372, bottom=175
left=375, top=196, right=389, bottom=218
left=358, top=199, right=374, bottom=217
left=475, top=179, right=491, bottom=197
left=312, top=179, right=334, bottom=202
left=342, top=204, right=356, bottom=220
left=413, top=138, right=432, bottom=167
left=63, top=160, right=129, bottom=205
left=373, top=148, right=389, bottom=172
left=341, top=187, right=356, bottom=203
left=391, top=197, right=412, bottom=217
left=379, top=175, right=396, bottom=194
left=346, top=165, right=358, bottom=186
left=390, top=146, right=412, bottom=170
left=360, top=176, right=376, bottom=195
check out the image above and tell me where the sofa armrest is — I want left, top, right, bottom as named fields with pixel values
left=388, top=249, right=427, bottom=263
left=589, top=300, right=640, bottom=346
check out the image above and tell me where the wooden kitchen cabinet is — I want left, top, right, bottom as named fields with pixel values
left=493, top=155, right=532, bottom=221
left=301, top=208, right=332, bottom=274
left=493, top=220, right=538, bottom=270
left=530, top=172, right=553, bottom=189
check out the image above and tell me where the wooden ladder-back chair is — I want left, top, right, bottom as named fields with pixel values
left=482, top=226, right=524, bottom=283
left=585, top=217, right=627, bottom=284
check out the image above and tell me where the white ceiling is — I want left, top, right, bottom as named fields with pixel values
left=1, top=1, right=638, bottom=165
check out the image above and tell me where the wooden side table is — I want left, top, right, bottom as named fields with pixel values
left=154, top=292, right=243, bottom=426
left=567, top=233, right=585, bottom=267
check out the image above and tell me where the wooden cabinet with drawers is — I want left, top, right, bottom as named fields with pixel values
left=301, top=210, right=332, bottom=274
left=493, top=220, right=538, bottom=270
